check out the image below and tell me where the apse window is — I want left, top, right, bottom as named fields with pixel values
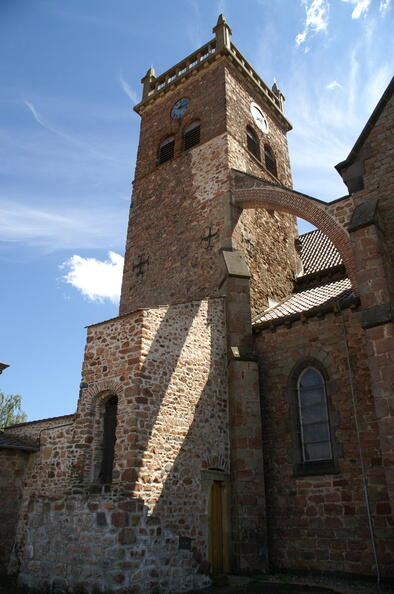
left=264, top=143, right=277, bottom=177
left=99, top=395, right=118, bottom=484
left=297, top=368, right=332, bottom=462
left=246, top=126, right=260, bottom=160
left=183, top=120, right=200, bottom=150
left=158, top=135, right=175, bottom=164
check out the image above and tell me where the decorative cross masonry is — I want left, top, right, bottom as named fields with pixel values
left=133, top=254, right=150, bottom=277
left=201, top=226, right=218, bottom=249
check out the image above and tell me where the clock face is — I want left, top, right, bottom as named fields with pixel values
left=171, top=97, right=189, bottom=119
left=250, top=102, right=268, bottom=133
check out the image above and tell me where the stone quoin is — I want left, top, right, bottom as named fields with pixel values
left=1, top=14, right=393, bottom=594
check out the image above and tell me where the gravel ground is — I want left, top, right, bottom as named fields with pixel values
left=189, top=573, right=394, bottom=594
left=0, top=574, right=392, bottom=594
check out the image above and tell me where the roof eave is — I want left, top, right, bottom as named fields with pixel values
left=254, top=293, right=360, bottom=333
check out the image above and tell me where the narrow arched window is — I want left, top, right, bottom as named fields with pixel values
left=264, top=143, right=277, bottom=177
left=297, top=368, right=332, bottom=462
left=99, top=395, right=118, bottom=484
left=158, top=136, right=175, bottom=164
left=246, top=126, right=260, bottom=160
left=183, top=120, right=200, bottom=150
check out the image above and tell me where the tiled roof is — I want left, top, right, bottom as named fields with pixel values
left=0, top=433, right=39, bottom=452
left=299, top=229, right=342, bottom=276
left=254, top=278, right=353, bottom=325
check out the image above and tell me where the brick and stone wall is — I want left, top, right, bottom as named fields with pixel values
left=5, top=417, right=76, bottom=494
left=255, top=308, right=394, bottom=577
left=225, top=64, right=299, bottom=315
left=13, top=298, right=230, bottom=593
left=0, top=450, right=29, bottom=574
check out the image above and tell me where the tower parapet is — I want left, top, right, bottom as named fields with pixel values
left=134, top=14, right=290, bottom=130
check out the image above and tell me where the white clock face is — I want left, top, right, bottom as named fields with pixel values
left=250, top=102, right=268, bottom=133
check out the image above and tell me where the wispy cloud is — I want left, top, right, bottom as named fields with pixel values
left=119, top=75, right=139, bottom=104
left=0, top=200, right=127, bottom=251
left=341, top=0, right=371, bottom=19
left=326, top=80, right=342, bottom=90
left=24, top=100, right=124, bottom=164
left=296, top=0, right=329, bottom=47
left=187, top=0, right=202, bottom=48
left=288, top=7, right=392, bottom=201
left=379, top=0, right=391, bottom=15
left=61, top=252, right=124, bottom=303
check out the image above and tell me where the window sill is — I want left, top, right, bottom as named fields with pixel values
left=294, top=460, right=340, bottom=477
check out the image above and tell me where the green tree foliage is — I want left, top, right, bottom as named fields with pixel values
left=0, top=392, right=27, bottom=430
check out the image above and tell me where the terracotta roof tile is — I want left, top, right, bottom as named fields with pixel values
left=254, top=278, right=352, bottom=324
left=299, top=229, right=342, bottom=276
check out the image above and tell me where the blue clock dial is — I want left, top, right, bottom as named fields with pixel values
left=171, top=97, right=189, bottom=119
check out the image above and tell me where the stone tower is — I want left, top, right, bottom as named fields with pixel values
left=120, top=14, right=299, bottom=318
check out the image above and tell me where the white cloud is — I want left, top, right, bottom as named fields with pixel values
left=0, top=200, right=127, bottom=251
left=296, top=0, right=329, bottom=46
left=379, top=0, right=391, bottom=15
left=326, top=80, right=342, bottom=90
left=61, top=252, right=124, bottom=303
left=119, top=75, right=139, bottom=104
left=341, top=0, right=371, bottom=19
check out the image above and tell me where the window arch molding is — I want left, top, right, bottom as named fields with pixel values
left=287, top=357, right=341, bottom=476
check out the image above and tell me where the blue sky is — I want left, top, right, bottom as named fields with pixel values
left=1, top=0, right=392, bottom=422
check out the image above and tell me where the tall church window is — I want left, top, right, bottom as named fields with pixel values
left=158, top=135, right=175, bottom=164
left=246, top=126, right=260, bottom=160
left=183, top=120, right=200, bottom=150
left=297, top=368, right=332, bottom=462
left=99, top=395, right=118, bottom=484
left=264, top=143, right=277, bottom=177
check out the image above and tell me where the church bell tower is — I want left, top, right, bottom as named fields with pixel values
left=119, top=14, right=298, bottom=318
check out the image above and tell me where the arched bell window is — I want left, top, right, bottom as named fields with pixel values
left=246, top=126, right=260, bottom=160
left=158, top=135, right=175, bottom=164
left=264, top=143, right=277, bottom=177
left=297, top=368, right=332, bottom=462
left=183, top=120, right=200, bottom=150
left=99, top=395, right=118, bottom=484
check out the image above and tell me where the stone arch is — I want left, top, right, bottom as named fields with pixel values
left=79, top=382, right=123, bottom=484
left=232, top=171, right=357, bottom=293
left=84, top=380, right=124, bottom=410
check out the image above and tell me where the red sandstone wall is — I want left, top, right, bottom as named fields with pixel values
left=255, top=309, right=394, bottom=577
left=15, top=298, right=229, bottom=593
left=354, top=93, right=394, bottom=274
left=225, top=65, right=299, bottom=315
left=5, top=419, right=76, bottom=494
left=0, top=450, right=29, bottom=574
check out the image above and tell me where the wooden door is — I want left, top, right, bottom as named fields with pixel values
left=209, top=480, right=224, bottom=573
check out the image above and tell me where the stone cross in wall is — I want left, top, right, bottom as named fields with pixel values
left=201, top=226, right=218, bottom=249
left=133, top=254, right=150, bottom=277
